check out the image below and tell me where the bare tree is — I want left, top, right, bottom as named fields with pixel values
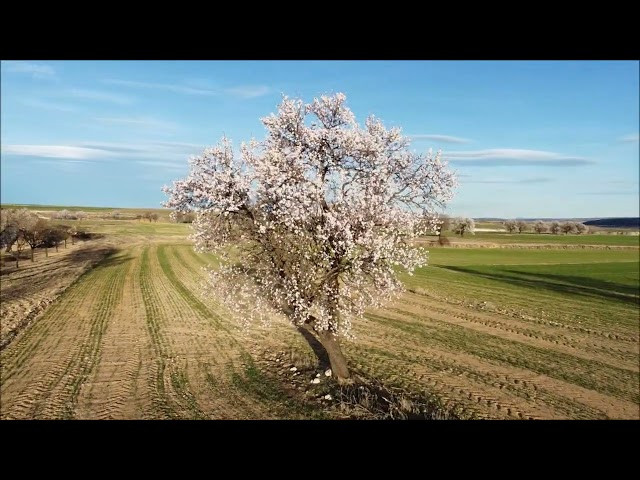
left=8, top=209, right=40, bottom=266
left=561, top=221, right=576, bottom=234
left=172, top=211, right=195, bottom=223
left=52, top=209, right=74, bottom=220
left=0, top=209, right=19, bottom=252
left=516, top=220, right=528, bottom=233
left=43, top=226, right=67, bottom=252
left=22, top=218, right=49, bottom=261
left=452, top=217, right=475, bottom=237
left=549, top=221, right=561, bottom=235
left=59, top=225, right=71, bottom=248
left=0, top=210, right=39, bottom=263
left=164, top=93, right=457, bottom=382
left=575, top=223, right=589, bottom=234
left=14, top=231, right=29, bottom=268
left=503, top=219, right=518, bottom=233
left=533, top=220, right=548, bottom=234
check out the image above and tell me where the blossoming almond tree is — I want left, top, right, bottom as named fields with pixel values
left=452, top=217, right=475, bottom=237
left=163, top=93, right=457, bottom=382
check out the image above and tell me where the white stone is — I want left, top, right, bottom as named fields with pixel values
left=310, top=378, right=320, bottom=384
left=289, top=367, right=297, bottom=372
left=324, top=394, right=332, bottom=400
left=324, top=369, right=332, bottom=377
left=316, top=373, right=321, bottom=378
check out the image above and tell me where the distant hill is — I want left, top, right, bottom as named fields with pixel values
left=583, top=218, right=640, bottom=229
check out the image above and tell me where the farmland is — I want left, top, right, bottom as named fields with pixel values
left=1, top=212, right=638, bottom=419
left=437, top=232, right=639, bottom=247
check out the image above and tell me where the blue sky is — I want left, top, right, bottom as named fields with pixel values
left=1, top=60, right=638, bottom=218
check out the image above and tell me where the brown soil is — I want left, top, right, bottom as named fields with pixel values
left=1, top=238, right=637, bottom=420
left=1, top=240, right=116, bottom=349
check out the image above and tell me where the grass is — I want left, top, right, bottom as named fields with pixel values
left=425, top=247, right=638, bottom=266
left=404, top=250, right=639, bottom=333
left=156, top=245, right=225, bottom=329
left=1, top=203, right=168, bottom=214
left=441, top=232, right=639, bottom=246
left=78, top=220, right=190, bottom=237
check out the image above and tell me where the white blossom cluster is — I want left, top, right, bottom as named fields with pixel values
left=163, top=93, right=457, bottom=338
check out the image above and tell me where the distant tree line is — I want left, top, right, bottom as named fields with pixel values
left=139, top=212, right=159, bottom=222
left=503, top=219, right=588, bottom=235
left=50, top=209, right=87, bottom=220
left=172, top=211, right=195, bottom=223
left=0, top=208, right=90, bottom=268
left=437, top=215, right=475, bottom=237
left=436, top=215, right=590, bottom=238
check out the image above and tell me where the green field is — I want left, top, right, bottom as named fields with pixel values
left=427, top=247, right=638, bottom=265
left=1, top=203, right=167, bottom=213
left=443, top=232, right=639, bottom=246
left=405, top=248, right=639, bottom=331
left=75, top=220, right=190, bottom=237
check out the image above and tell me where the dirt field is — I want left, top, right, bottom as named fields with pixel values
left=0, top=239, right=116, bottom=349
left=1, top=220, right=638, bottom=419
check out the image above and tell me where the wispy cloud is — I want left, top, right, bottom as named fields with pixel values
left=618, top=133, right=639, bottom=143
left=444, top=149, right=594, bottom=166
left=103, top=78, right=270, bottom=99
left=103, top=79, right=217, bottom=96
left=224, top=85, right=270, bottom=98
left=578, top=191, right=638, bottom=196
left=2, top=141, right=203, bottom=164
left=30, top=159, right=90, bottom=172
left=1, top=145, right=110, bottom=160
left=3, top=61, right=56, bottom=79
left=79, top=141, right=203, bottom=156
left=20, top=98, right=79, bottom=112
left=151, top=141, right=206, bottom=153
left=95, top=116, right=178, bottom=131
left=68, top=89, right=133, bottom=105
left=136, top=160, right=187, bottom=170
left=78, top=142, right=149, bottom=154
left=604, top=180, right=639, bottom=186
left=409, top=134, right=471, bottom=144
left=460, top=176, right=552, bottom=184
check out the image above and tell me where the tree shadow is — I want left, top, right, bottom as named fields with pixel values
left=440, top=266, right=639, bottom=306
left=295, top=326, right=331, bottom=370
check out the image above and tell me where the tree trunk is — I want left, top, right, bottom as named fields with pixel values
left=64, top=239, right=67, bottom=248
left=315, top=328, right=351, bottom=382
left=16, top=256, right=19, bottom=268
left=45, top=247, right=48, bottom=257
left=71, top=237, right=75, bottom=245
left=31, top=248, right=34, bottom=261
left=298, top=321, right=351, bottom=383
left=55, top=245, right=58, bottom=252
